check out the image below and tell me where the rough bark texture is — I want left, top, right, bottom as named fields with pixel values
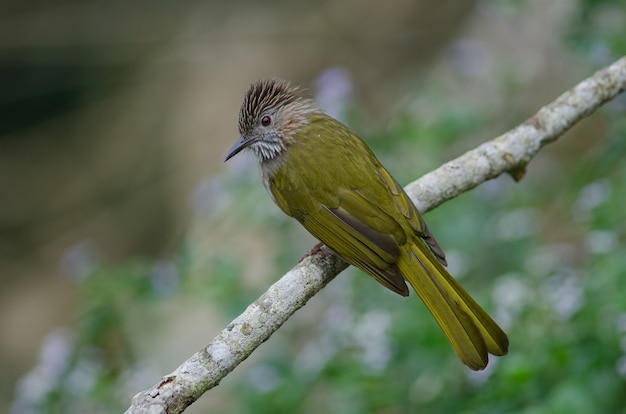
left=126, top=55, right=626, bottom=414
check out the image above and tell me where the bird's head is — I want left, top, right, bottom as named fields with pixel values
left=224, top=78, right=318, bottom=163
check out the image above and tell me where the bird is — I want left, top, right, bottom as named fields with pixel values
left=224, top=78, right=508, bottom=370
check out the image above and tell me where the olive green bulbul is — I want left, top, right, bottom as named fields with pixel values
left=224, top=78, right=508, bottom=370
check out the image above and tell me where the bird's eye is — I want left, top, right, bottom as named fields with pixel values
left=261, top=115, right=272, bottom=127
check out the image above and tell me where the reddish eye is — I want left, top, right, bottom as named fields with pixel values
left=261, top=115, right=272, bottom=127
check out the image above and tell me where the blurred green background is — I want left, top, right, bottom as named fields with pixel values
left=2, top=0, right=626, bottom=413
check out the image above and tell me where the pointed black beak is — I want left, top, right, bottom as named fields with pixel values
left=224, top=136, right=252, bottom=162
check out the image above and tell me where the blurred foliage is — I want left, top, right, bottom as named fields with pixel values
left=11, top=1, right=626, bottom=413
left=567, top=0, right=626, bottom=60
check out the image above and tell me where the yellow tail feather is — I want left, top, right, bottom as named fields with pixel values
left=398, top=242, right=509, bottom=370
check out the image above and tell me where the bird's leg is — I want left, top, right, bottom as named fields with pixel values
left=299, top=242, right=324, bottom=262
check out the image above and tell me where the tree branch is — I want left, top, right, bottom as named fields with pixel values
left=126, top=55, right=626, bottom=413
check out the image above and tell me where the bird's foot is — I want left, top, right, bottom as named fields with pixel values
left=299, top=242, right=324, bottom=262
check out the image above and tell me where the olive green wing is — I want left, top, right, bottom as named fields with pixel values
left=300, top=187, right=410, bottom=296
left=371, top=161, right=447, bottom=265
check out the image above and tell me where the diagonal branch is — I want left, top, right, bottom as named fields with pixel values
left=126, top=55, right=626, bottom=414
